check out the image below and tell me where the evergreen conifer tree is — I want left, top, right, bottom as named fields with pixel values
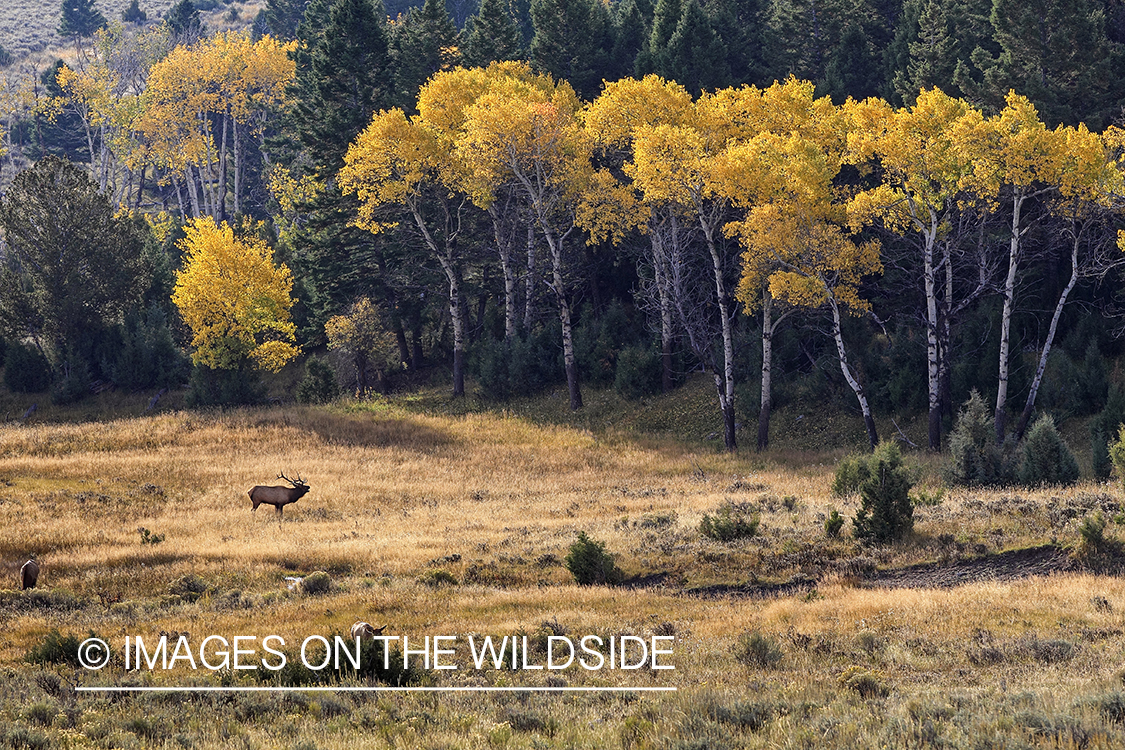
left=260, top=0, right=307, bottom=40
left=822, top=23, right=881, bottom=102
left=59, top=0, right=107, bottom=38
left=121, top=0, right=146, bottom=24
left=166, top=0, right=203, bottom=42
left=661, top=0, right=729, bottom=94
left=531, top=0, right=612, bottom=98
left=464, top=0, right=523, bottom=67
left=637, top=0, right=681, bottom=75
left=395, top=0, right=462, bottom=105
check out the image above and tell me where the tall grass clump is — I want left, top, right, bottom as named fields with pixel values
left=1018, top=415, right=1080, bottom=487
left=850, top=442, right=914, bottom=544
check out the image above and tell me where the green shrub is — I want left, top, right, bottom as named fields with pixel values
left=4, top=342, right=52, bottom=393
left=107, top=306, right=189, bottom=391
left=832, top=454, right=868, bottom=496
left=138, top=526, right=165, bottom=545
left=1079, top=513, right=1110, bottom=556
left=25, top=629, right=83, bottom=666
left=825, top=509, right=845, bottom=538
left=186, top=365, right=264, bottom=406
left=300, top=571, right=332, bottom=595
left=565, top=532, right=622, bottom=585
left=852, top=442, right=915, bottom=544
left=50, top=351, right=92, bottom=405
left=699, top=504, right=759, bottom=542
left=1018, top=415, right=1080, bottom=487
left=1109, top=425, right=1125, bottom=492
left=614, top=345, right=661, bottom=400
left=417, top=569, right=458, bottom=587
left=733, top=631, right=782, bottom=668
left=296, top=357, right=339, bottom=404
left=945, top=390, right=1010, bottom=486
left=1091, top=386, right=1125, bottom=480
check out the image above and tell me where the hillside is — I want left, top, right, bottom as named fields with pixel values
left=0, top=0, right=259, bottom=60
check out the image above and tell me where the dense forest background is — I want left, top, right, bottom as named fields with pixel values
left=1, top=0, right=1125, bottom=465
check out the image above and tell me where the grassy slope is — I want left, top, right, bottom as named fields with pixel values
left=1, top=393, right=1125, bottom=747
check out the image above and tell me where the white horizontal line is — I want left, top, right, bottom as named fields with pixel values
left=77, top=686, right=676, bottom=693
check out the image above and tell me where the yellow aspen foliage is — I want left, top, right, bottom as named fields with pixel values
left=171, top=217, right=299, bottom=372
left=338, top=107, right=445, bottom=232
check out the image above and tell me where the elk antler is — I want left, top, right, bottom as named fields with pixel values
left=277, top=472, right=307, bottom=487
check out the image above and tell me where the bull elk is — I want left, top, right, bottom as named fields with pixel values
left=350, top=621, right=388, bottom=641
left=248, top=473, right=310, bottom=521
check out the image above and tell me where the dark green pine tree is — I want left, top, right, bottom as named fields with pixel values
left=273, top=0, right=400, bottom=332
left=636, top=0, right=681, bottom=75
left=58, top=0, right=107, bottom=38
left=295, top=0, right=396, bottom=176
left=121, top=0, right=146, bottom=24
left=706, top=0, right=768, bottom=87
left=609, top=0, right=648, bottom=81
left=881, top=0, right=922, bottom=104
left=530, top=0, right=612, bottom=99
left=166, top=0, right=203, bottom=42
left=33, top=61, right=89, bottom=162
left=970, top=0, right=1116, bottom=127
left=463, top=0, right=524, bottom=67
left=892, top=0, right=956, bottom=104
left=820, top=23, right=882, bottom=102
left=394, top=0, right=462, bottom=105
left=660, top=0, right=729, bottom=94
left=259, top=0, right=307, bottom=40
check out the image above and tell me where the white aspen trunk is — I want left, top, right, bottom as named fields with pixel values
left=487, top=204, right=517, bottom=339
left=1016, top=226, right=1081, bottom=439
left=233, top=119, right=242, bottom=217
left=542, top=225, right=582, bottom=410
left=701, top=219, right=736, bottom=451
left=923, top=212, right=941, bottom=451
left=758, top=288, right=773, bottom=452
left=829, top=294, right=879, bottom=450
left=409, top=203, right=464, bottom=397
left=651, top=215, right=675, bottom=394
left=217, top=111, right=229, bottom=221
left=524, top=224, right=536, bottom=331
left=185, top=168, right=202, bottom=219
left=995, top=191, right=1024, bottom=442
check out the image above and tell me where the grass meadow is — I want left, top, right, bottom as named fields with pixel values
left=2, top=397, right=1125, bottom=747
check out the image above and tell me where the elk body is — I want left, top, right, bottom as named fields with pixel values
left=248, top=473, right=309, bottom=519
left=351, top=622, right=387, bottom=641
left=20, top=559, right=39, bottom=590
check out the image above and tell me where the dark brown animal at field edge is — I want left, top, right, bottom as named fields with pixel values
left=248, top=473, right=310, bottom=520
left=20, top=559, right=39, bottom=589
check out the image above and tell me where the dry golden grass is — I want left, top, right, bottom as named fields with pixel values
left=2, top=401, right=1125, bottom=747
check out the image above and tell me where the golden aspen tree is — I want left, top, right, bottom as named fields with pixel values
left=845, top=88, right=986, bottom=450
left=171, top=216, right=299, bottom=372
left=958, top=92, right=1066, bottom=442
left=584, top=75, right=695, bottom=395
left=454, top=66, right=594, bottom=410
left=1013, top=125, right=1125, bottom=439
left=723, top=116, right=884, bottom=451
left=139, top=31, right=295, bottom=220
left=339, top=105, right=472, bottom=397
